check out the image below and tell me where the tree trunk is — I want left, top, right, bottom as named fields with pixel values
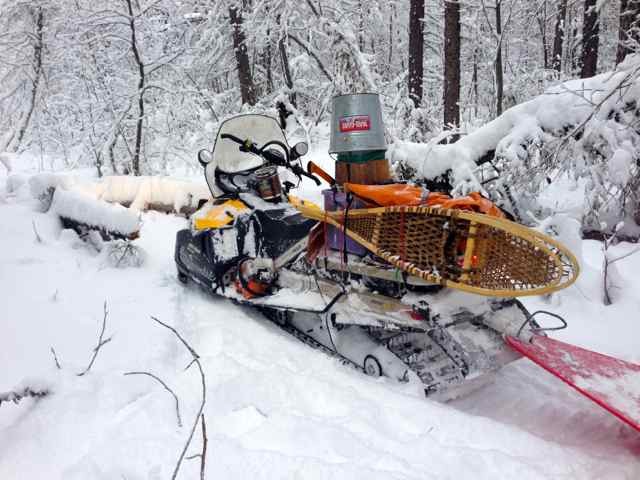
left=388, top=4, right=395, bottom=66
left=580, top=0, right=599, bottom=78
left=229, top=5, right=256, bottom=106
left=263, top=32, right=273, bottom=94
left=278, top=34, right=296, bottom=107
left=617, top=0, right=640, bottom=64
left=358, top=0, right=365, bottom=52
left=570, top=6, right=581, bottom=72
left=495, top=0, right=504, bottom=116
left=538, top=0, right=549, bottom=70
left=473, top=48, right=478, bottom=117
left=408, top=0, right=425, bottom=108
left=126, top=0, right=145, bottom=176
left=552, top=0, right=568, bottom=72
left=12, top=7, right=44, bottom=153
left=443, top=0, right=460, bottom=129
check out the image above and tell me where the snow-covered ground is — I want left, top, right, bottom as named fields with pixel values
left=1, top=156, right=639, bottom=479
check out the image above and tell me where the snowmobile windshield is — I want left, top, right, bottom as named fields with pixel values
left=211, top=114, right=288, bottom=173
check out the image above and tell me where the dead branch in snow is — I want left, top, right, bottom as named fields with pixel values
left=186, top=414, right=208, bottom=480
left=0, top=387, right=48, bottom=407
left=32, top=220, right=42, bottom=243
left=150, top=315, right=206, bottom=480
left=50, top=347, right=61, bottom=369
left=607, top=247, right=640, bottom=265
left=199, top=414, right=207, bottom=480
left=600, top=226, right=640, bottom=305
left=77, top=301, right=113, bottom=376
left=602, top=232, right=617, bottom=306
left=108, top=241, right=144, bottom=269
left=123, top=371, right=183, bottom=427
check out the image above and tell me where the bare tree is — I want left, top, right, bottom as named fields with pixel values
left=408, top=0, right=425, bottom=108
left=125, top=0, right=146, bottom=176
left=3, top=5, right=44, bottom=153
left=552, top=0, right=568, bottom=72
left=580, top=0, right=600, bottom=78
left=536, top=0, right=549, bottom=70
left=617, top=0, right=640, bottom=64
left=230, top=2, right=257, bottom=106
left=495, top=0, right=504, bottom=115
left=443, top=0, right=461, bottom=130
left=278, top=30, right=296, bottom=107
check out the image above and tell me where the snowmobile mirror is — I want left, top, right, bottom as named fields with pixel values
left=292, top=142, right=308, bottom=158
left=198, top=149, right=213, bottom=167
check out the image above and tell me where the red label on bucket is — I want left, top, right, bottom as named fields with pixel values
left=339, top=115, right=370, bottom=132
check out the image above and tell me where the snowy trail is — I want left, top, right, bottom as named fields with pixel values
left=1, top=176, right=640, bottom=478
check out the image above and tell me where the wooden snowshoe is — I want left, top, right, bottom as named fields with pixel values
left=290, top=196, right=579, bottom=297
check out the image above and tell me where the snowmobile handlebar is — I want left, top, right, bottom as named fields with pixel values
left=220, top=134, right=320, bottom=185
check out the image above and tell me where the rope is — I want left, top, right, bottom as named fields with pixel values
left=340, top=193, right=354, bottom=282
left=517, top=310, right=568, bottom=338
left=400, top=208, right=406, bottom=262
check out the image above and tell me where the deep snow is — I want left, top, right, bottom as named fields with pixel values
left=1, top=156, right=639, bottom=479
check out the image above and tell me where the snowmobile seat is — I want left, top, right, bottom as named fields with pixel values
left=246, top=209, right=317, bottom=259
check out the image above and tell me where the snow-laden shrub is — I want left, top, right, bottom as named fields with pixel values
left=391, top=55, right=640, bottom=239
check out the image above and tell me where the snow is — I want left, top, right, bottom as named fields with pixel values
left=2, top=158, right=640, bottom=479
left=50, top=188, right=141, bottom=237
left=99, top=175, right=210, bottom=213
left=0, top=152, right=14, bottom=173
left=576, top=370, right=640, bottom=423
left=27, top=173, right=210, bottom=215
left=609, top=148, right=634, bottom=186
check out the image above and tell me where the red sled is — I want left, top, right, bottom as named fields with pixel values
left=506, top=334, right=640, bottom=432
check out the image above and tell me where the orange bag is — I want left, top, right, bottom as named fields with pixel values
left=343, top=183, right=505, bottom=218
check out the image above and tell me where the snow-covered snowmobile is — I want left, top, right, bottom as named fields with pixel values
left=174, top=114, right=543, bottom=398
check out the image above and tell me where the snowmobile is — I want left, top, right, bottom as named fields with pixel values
left=174, top=114, right=544, bottom=399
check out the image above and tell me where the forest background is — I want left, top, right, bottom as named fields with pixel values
left=1, top=0, right=639, bottom=235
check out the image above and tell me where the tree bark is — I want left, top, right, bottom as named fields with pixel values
left=443, top=0, right=460, bottom=129
left=538, top=0, right=549, bottom=70
left=358, top=0, right=365, bottom=52
left=278, top=34, right=296, bottom=107
left=229, top=5, right=256, bottom=106
left=552, top=0, right=568, bottom=72
left=263, top=33, right=273, bottom=94
left=495, top=0, right=504, bottom=116
left=408, top=0, right=425, bottom=108
left=617, top=0, right=640, bottom=64
left=12, top=7, right=44, bottom=153
left=388, top=4, right=395, bottom=66
left=473, top=48, right=478, bottom=117
left=126, top=0, right=145, bottom=176
left=580, top=0, right=600, bottom=78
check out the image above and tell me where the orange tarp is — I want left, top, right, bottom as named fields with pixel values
left=343, top=183, right=505, bottom=218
